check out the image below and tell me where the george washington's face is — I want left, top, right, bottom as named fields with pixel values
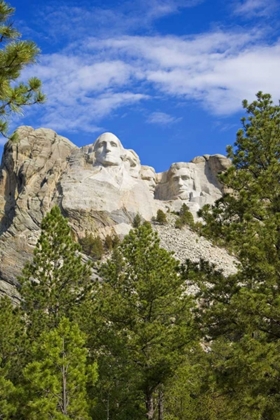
left=168, top=167, right=194, bottom=199
left=94, top=133, right=123, bottom=167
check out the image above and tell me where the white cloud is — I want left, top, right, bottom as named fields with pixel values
left=232, top=0, right=278, bottom=17
left=85, top=31, right=280, bottom=114
left=22, top=53, right=148, bottom=132
left=21, top=26, right=280, bottom=132
left=147, top=112, right=182, bottom=125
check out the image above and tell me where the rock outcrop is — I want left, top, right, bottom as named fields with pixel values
left=0, top=127, right=76, bottom=300
left=0, top=127, right=233, bottom=300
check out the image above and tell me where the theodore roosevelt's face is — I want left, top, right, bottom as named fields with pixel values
left=168, top=167, right=194, bottom=199
left=94, top=133, right=123, bottom=166
left=141, top=166, right=156, bottom=193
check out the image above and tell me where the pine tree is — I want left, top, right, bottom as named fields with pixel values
left=92, top=223, right=196, bottom=419
left=0, top=297, right=24, bottom=419
left=132, top=213, right=142, bottom=228
left=19, top=206, right=92, bottom=338
left=0, top=296, right=25, bottom=376
left=175, top=203, right=194, bottom=229
left=104, top=234, right=113, bottom=252
left=0, top=362, right=17, bottom=419
left=189, top=92, right=280, bottom=418
left=22, top=317, right=98, bottom=419
left=0, top=1, right=45, bottom=140
left=79, top=232, right=104, bottom=260
left=0, top=297, right=26, bottom=418
left=155, top=209, right=167, bottom=225
left=163, top=345, right=238, bottom=420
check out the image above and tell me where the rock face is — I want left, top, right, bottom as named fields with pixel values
left=0, top=127, right=76, bottom=300
left=0, top=127, right=232, bottom=300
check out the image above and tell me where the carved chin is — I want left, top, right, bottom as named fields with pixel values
left=103, top=160, right=120, bottom=166
left=99, top=157, right=121, bottom=166
left=177, top=192, right=190, bottom=200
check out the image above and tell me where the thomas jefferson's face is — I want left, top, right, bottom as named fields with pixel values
left=94, top=133, right=123, bottom=167
left=168, top=167, right=194, bottom=199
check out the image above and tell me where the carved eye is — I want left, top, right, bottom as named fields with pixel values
left=110, top=142, right=117, bottom=147
left=181, top=175, right=190, bottom=180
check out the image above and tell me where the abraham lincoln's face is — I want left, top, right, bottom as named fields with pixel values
left=168, top=167, right=195, bottom=199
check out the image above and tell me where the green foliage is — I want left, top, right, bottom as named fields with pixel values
left=104, top=234, right=120, bottom=252
left=164, top=345, right=240, bottom=420
left=104, top=234, right=113, bottom=251
left=19, top=206, right=92, bottom=338
left=189, top=92, right=280, bottom=418
left=22, top=317, right=97, bottom=419
left=132, top=212, right=142, bottom=228
left=175, top=203, right=195, bottom=229
left=0, top=0, right=45, bottom=140
left=92, top=223, right=196, bottom=419
left=142, top=220, right=152, bottom=228
left=198, top=91, right=280, bottom=249
left=79, top=232, right=104, bottom=260
left=0, top=297, right=26, bottom=418
left=0, top=297, right=24, bottom=373
left=0, top=361, right=17, bottom=419
left=156, top=209, right=167, bottom=225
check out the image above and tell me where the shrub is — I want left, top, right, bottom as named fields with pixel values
left=104, top=234, right=121, bottom=252
left=175, top=204, right=194, bottom=229
left=132, top=213, right=142, bottom=228
left=79, top=232, right=104, bottom=260
left=156, top=209, right=167, bottom=225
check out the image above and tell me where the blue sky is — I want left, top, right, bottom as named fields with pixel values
left=2, top=0, right=280, bottom=171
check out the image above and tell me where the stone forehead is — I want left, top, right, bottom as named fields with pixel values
left=125, top=149, right=140, bottom=166
left=141, top=165, right=156, bottom=175
left=93, top=132, right=124, bottom=150
left=167, top=162, right=196, bottom=178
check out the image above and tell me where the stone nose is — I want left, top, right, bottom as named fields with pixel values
left=104, top=142, right=112, bottom=152
left=177, top=177, right=184, bottom=186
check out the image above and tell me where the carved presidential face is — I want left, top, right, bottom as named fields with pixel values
left=124, top=149, right=141, bottom=178
left=140, top=166, right=157, bottom=193
left=168, top=166, right=195, bottom=200
left=93, top=133, right=124, bottom=167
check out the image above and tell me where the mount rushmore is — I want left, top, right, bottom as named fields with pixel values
left=0, top=126, right=231, bottom=299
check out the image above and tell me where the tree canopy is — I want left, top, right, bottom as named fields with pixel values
left=0, top=0, right=45, bottom=140
left=23, top=317, right=97, bottom=420
left=19, top=206, right=92, bottom=338
left=189, top=92, right=280, bottom=418
left=90, top=223, right=196, bottom=419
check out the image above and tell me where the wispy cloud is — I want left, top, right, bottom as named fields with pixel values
left=34, top=0, right=204, bottom=42
left=22, top=53, right=148, bottom=132
left=213, top=121, right=238, bottom=133
left=147, top=112, right=182, bottom=125
left=21, top=28, right=280, bottom=132
left=232, top=0, right=278, bottom=17
left=84, top=30, right=280, bottom=114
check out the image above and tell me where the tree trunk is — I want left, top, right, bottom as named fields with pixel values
left=62, top=338, right=68, bottom=415
left=146, top=393, right=154, bottom=419
left=158, top=386, right=164, bottom=420
left=106, top=393, right=110, bottom=420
